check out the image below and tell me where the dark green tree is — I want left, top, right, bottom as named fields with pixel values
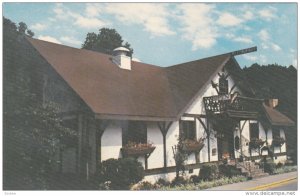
left=82, top=28, right=133, bottom=56
left=3, top=17, right=76, bottom=189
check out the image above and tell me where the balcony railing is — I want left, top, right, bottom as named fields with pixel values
left=203, top=94, right=262, bottom=117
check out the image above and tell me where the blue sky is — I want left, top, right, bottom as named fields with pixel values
left=3, top=2, right=297, bottom=68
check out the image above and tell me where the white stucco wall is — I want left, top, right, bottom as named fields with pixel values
left=101, top=122, right=122, bottom=161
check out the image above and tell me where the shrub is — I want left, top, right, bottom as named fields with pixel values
left=276, top=162, right=283, bottom=168
left=263, top=160, right=276, bottom=174
left=155, top=178, right=170, bottom=186
left=199, top=163, right=219, bottom=181
left=171, top=176, right=187, bottom=187
left=190, top=175, right=201, bottom=184
left=219, top=164, right=242, bottom=178
left=133, top=181, right=156, bottom=190
left=99, top=157, right=144, bottom=190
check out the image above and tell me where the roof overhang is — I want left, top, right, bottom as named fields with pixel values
left=95, top=113, right=177, bottom=122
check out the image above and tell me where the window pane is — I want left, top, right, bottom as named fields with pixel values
left=123, top=121, right=147, bottom=145
left=273, top=128, right=280, bottom=138
left=250, top=123, right=259, bottom=139
left=181, top=120, right=196, bottom=140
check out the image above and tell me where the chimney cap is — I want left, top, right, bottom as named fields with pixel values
left=113, top=47, right=130, bottom=53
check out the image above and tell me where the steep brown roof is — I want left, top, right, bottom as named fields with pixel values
left=26, top=37, right=231, bottom=120
left=263, top=104, right=295, bottom=127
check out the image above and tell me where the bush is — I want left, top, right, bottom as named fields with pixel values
left=190, top=175, right=201, bottom=184
left=276, top=162, right=283, bottom=168
left=219, top=164, right=242, bottom=178
left=199, top=163, right=219, bottom=181
left=99, top=157, right=144, bottom=190
left=171, top=176, right=187, bottom=187
left=133, top=181, right=156, bottom=190
left=155, top=178, right=170, bottom=186
left=263, top=160, right=276, bottom=174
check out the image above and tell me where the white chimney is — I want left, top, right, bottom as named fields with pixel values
left=112, top=47, right=131, bottom=70
left=266, top=99, right=279, bottom=108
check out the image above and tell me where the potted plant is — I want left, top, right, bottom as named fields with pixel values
left=121, top=141, right=156, bottom=157
left=249, top=138, right=265, bottom=149
left=182, top=138, right=205, bottom=154
left=272, top=136, right=285, bottom=147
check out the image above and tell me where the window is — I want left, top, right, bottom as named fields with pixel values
left=180, top=120, right=196, bottom=140
left=273, top=128, right=281, bottom=139
left=250, top=123, right=259, bottom=139
left=122, top=121, right=147, bottom=145
left=219, top=76, right=228, bottom=95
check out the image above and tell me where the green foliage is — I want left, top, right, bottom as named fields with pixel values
left=171, top=176, right=188, bottom=187
left=82, top=28, right=133, bottom=55
left=155, top=178, right=170, bottom=186
left=189, top=175, right=201, bottom=184
left=274, top=165, right=297, bottom=174
left=132, top=181, right=156, bottom=190
left=219, top=164, right=242, bottom=178
left=199, top=163, right=219, bottom=181
left=157, top=176, right=247, bottom=190
left=99, top=158, right=144, bottom=190
left=263, top=160, right=276, bottom=174
left=3, top=17, right=76, bottom=190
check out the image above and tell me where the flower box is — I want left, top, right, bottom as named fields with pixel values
left=249, top=138, right=265, bottom=149
left=272, top=137, right=285, bottom=147
left=121, top=142, right=156, bottom=157
left=182, top=139, right=205, bottom=154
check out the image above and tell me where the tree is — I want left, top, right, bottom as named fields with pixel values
left=3, top=17, right=76, bottom=189
left=82, top=28, right=133, bottom=56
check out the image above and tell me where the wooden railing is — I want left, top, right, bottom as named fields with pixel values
left=203, top=95, right=262, bottom=114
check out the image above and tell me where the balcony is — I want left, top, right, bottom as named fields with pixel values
left=203, top=94, right=262, bottom=119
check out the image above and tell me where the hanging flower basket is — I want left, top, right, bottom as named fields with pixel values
left=182, top=138, right=205, bottom=154
left=249, top=138, right=265, bottom=149
left=272, top=137, right=285, bottom=147
left=121, top=142, right=156, bottom=157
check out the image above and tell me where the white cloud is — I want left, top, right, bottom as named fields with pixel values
left=132, top=57, right=141, bottom=62
left=85, top=3, right=102, bottom=17
left=104, top=3, right=175, bottom=36
left=270, top=43, right=281, bottom=51
left=31, top=23, right=47, bottom=31
left=261, top=43, right=269, bottom=49
left=243, top=11, right=254, bottom=20
left=292, top=59, right=297, bottom=68
left=258, top=29, right=270, bottom=41
left=38, top=35, right=61, bottom=44
left=243, top=54, right=257, bottom=61
left=233, top=36, right=253, bottom=44
left=217, top=12, right=243, bottom=27
left=60, top=36, right=81, bottom=46
left=259, top=7, right=277, bottom=21
left=74, top=16, right=106, bottom=29
left=177, top=4, right=217, bottom=50
left=52, top=4, right=108, bottom=29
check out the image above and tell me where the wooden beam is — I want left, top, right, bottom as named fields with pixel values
left=229, top=46, right=257, bottom=56
left=157, top=121, right=172, bottom=170
left=183, top=113, right=207, bottom=118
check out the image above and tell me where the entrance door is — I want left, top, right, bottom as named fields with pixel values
left=216, top=120, right=235, bottom=160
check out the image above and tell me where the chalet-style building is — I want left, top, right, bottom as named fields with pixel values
left=23, top=37, right=294, bottom=182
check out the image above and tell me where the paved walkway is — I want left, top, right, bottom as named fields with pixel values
left=206, top=171, right=298, bottom=191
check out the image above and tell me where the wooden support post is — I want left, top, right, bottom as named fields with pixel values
left=158, top=121, right=172, bottom=171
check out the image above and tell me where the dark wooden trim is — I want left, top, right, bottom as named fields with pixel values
left=183, top=113, right=206, bottom=118
left=157, top=121, right=173, bottom=169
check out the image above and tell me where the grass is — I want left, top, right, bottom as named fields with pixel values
left=274, top=165, right=297, bottom=175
